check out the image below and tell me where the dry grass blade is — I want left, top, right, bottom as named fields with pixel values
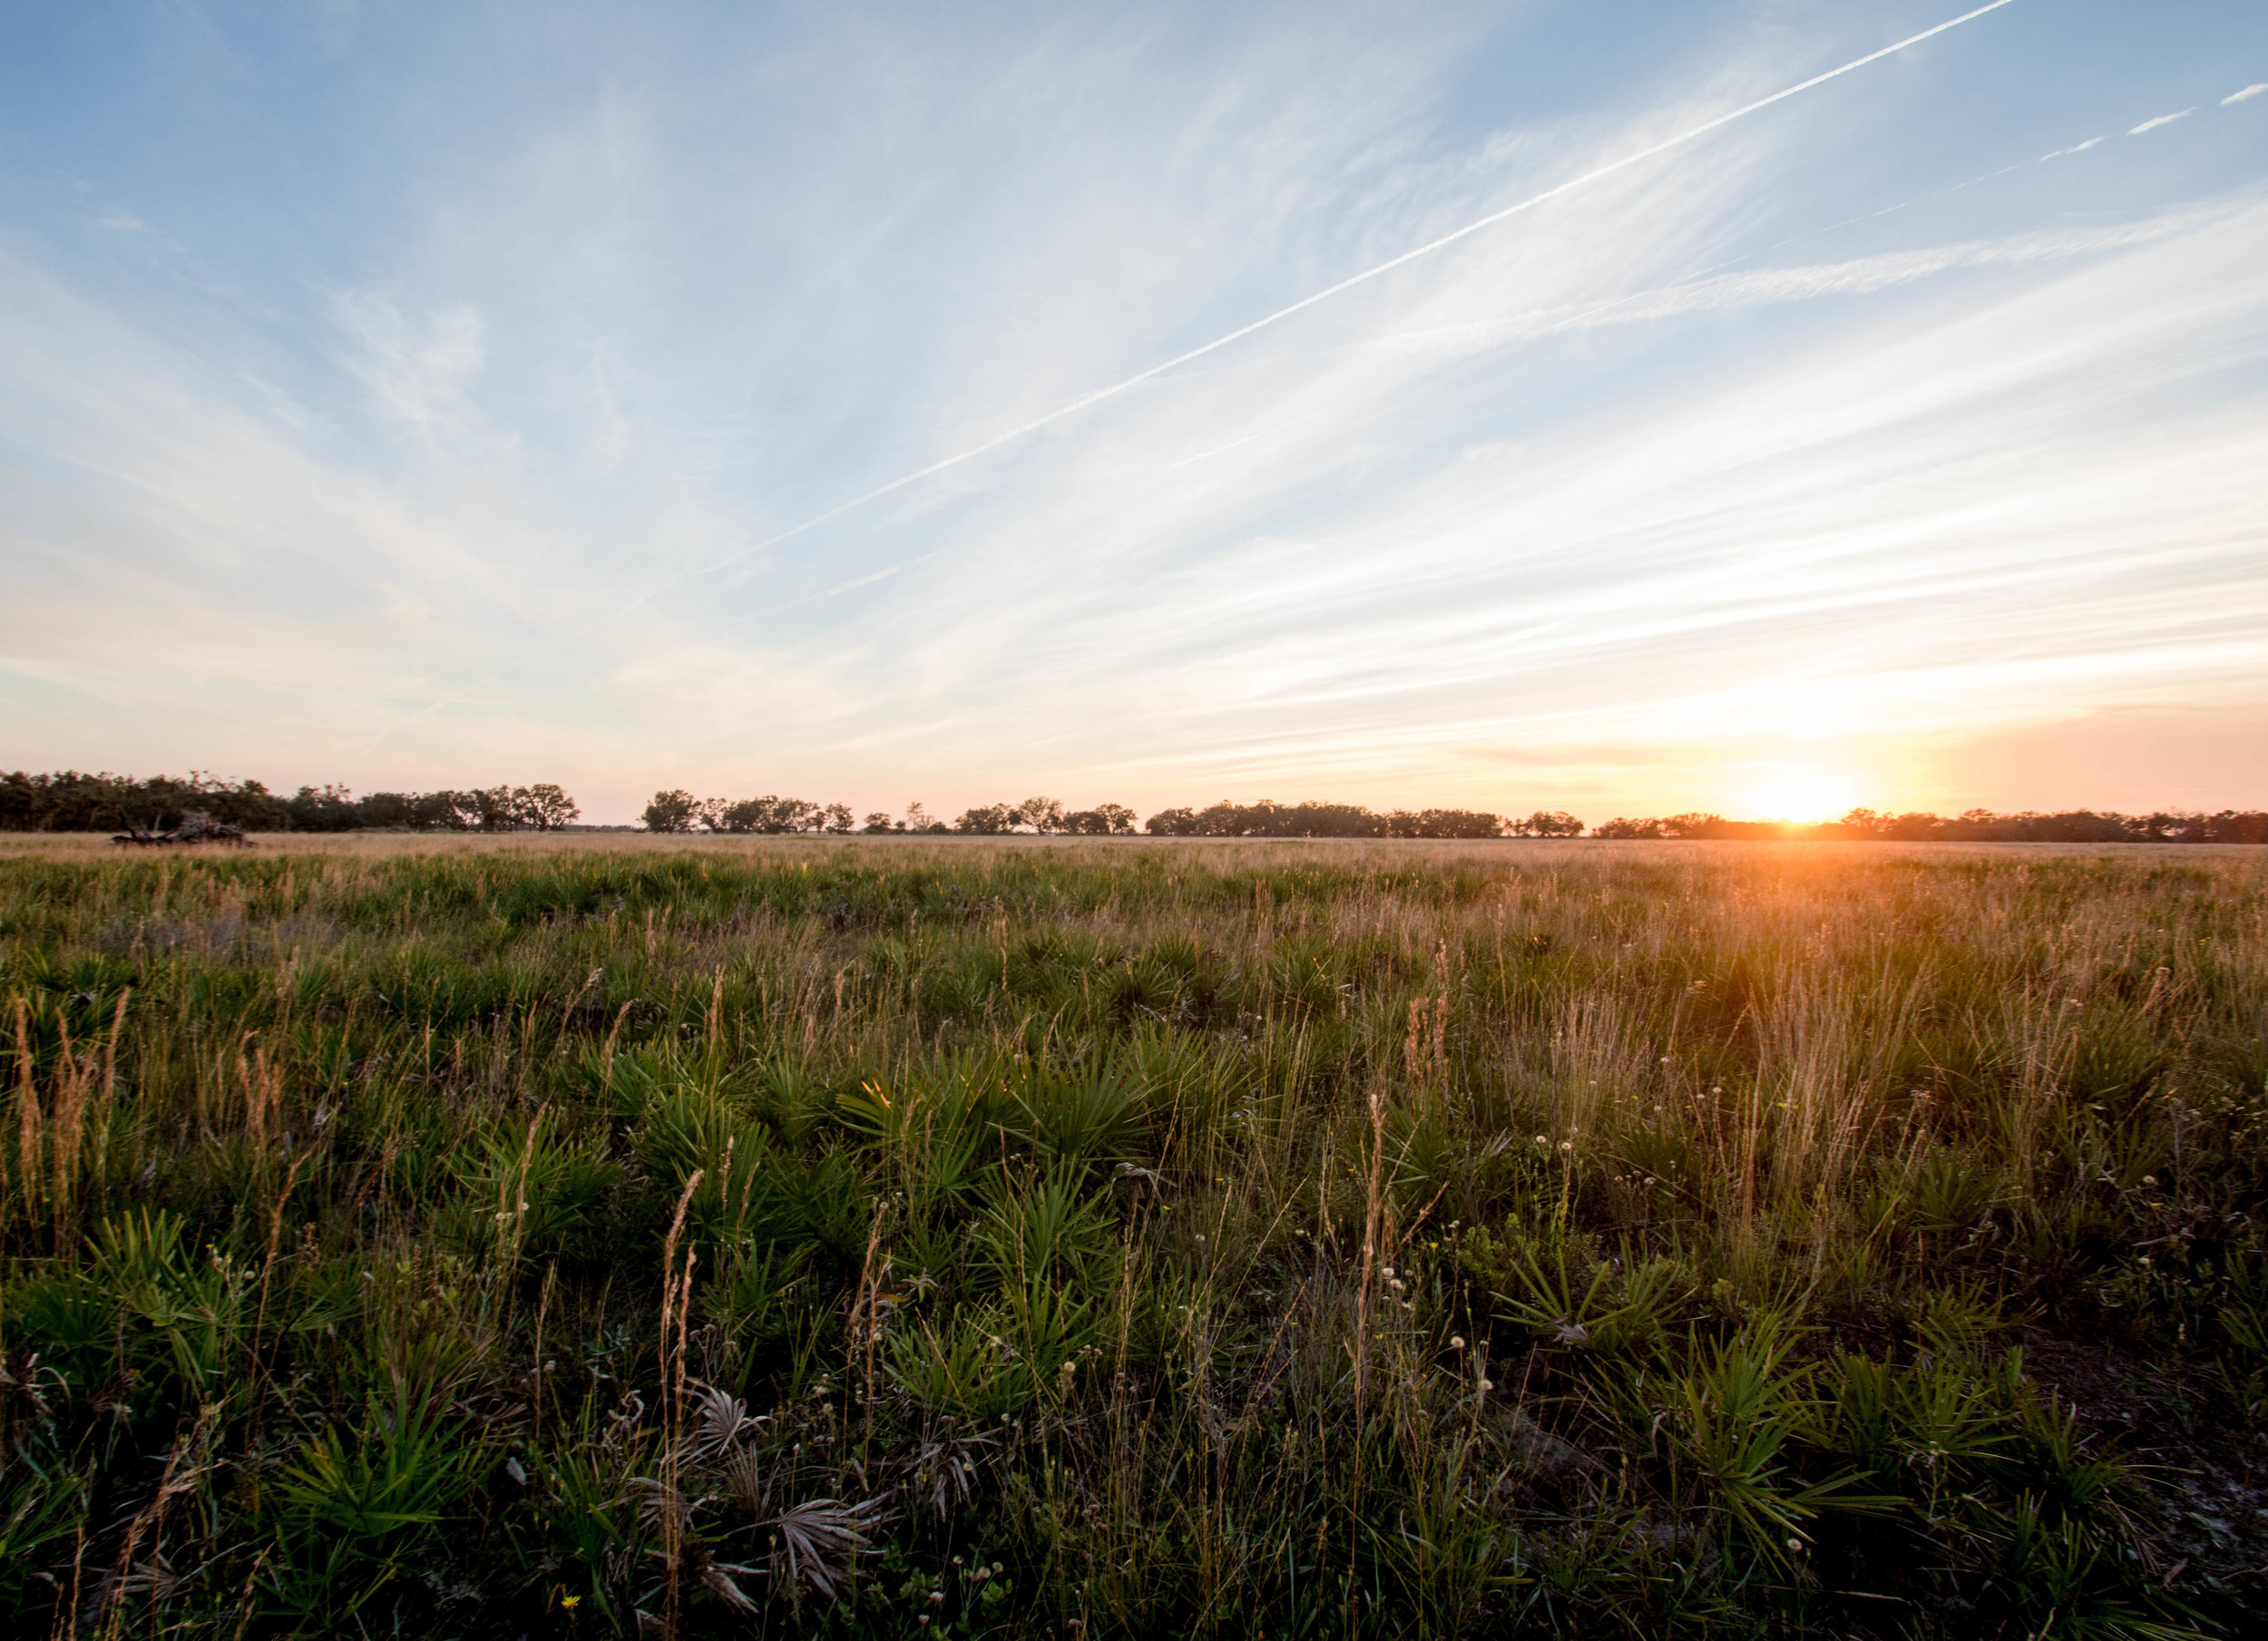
left=112, top=1556, right=181, bottom=1601
left=698, top=1556, right=763, bottom=1614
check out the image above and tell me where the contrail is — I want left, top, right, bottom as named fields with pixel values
left=372, top=0, right=2019, bottom=748
left=679, top=0, right=2020, bottom=588
left=2127, top=108, right=2195, bottom=136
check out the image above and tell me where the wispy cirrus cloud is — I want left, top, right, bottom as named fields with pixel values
left=757, top=190, right=2268, bottom=808
left=1374, top=205, right=2214, bottom=358
left=670, top=0, right=2023, bottom=593
left=333, top=292, right=489, bottom=445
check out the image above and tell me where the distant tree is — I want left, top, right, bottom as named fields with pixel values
left=0, top=772, right=43, bottom=830
left=2126, top=812, right=2204, bottom=842
left=306, top=782, right=574, bottom=834
left=1194, top=801, right=1249, bottom=835
left=862, top=811, right=898, bottom=834
left=1591, top=817, right=1665, bottom=839
left=1063, top=803, right=1138, bottom=835
left=718, top=796, right=774, bottom=833
left=904, top=801, right=933, bottom=832
left=643, top=789, right=700, bottom=833
left=1512, top=810, right=1584, bottom=838
left=353, top=791, right=410, bottom=828
left=471, top=787, right=522, bottom=832
left=530, top=784, right=578, bottom=829
left=1144, top=798, right=1457, bottom=838
left=1016, top=796, right=1067, bottom=834
left=0, top=772, right=113, bottom=831
left=469, top=788, right=505, bottom=832
left=421, top=791, right=480, bottom=830
left=2207, top=810, right=2268, bottom=844
left=1238, top=800, right=1386, bottom=838
left=63, top=773, right=133, bottom=831
left=167, top=774, right=290, bottom=832
left=824, top=802, right=855, bottom=834
left=954, top=803, right=1017, bottom=835
left=288, top=784, right=362, bottom=832
left=358, top=789, right=455, bottom=830
left=1398, top=807, right=1508, bottom=839
left=382, top=790, right=438, bottom=830
left=711, top=795, right=824, bottom=833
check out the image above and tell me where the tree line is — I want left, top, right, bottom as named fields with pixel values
left=1140, top=799, right=1581, bottom=838
left=640, top=793, right=1558, bottom=837
left=0, top=771, right=579, bottom=833
left=1591, top=807, right=2268, bottom=844
left=640, top=793, right=1140, bottom=835
left=9, top=769, right=2263, bottom=845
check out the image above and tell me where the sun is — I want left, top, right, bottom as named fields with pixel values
left=1739, top=770, right=1862, bottom=824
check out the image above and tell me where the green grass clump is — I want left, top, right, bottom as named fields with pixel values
left=2, top=835, right=2264, bottom=1636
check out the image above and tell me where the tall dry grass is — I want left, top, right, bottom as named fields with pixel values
left=0, top=836, right=2262, bottom=1636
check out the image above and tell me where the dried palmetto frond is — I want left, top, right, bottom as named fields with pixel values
left=721, top=1444, right=769, bottom=1517
left=685, top=1381, right=762, bottom=1460
left=627, top=1473, right=692, bottom=1537
left=768, top=1496, right=892, bottom=1597
left=115, top=1554, right=181, bottom=1599
left=907, top=1429, right=996, bottom=1518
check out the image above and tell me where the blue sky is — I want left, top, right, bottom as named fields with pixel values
left=2, top=1, right=2263, bottom=825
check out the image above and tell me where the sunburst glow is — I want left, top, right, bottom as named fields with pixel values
left=1739, top=770, right=1863, bottom=825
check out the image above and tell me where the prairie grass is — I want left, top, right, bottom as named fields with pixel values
left=1, top=835, right=2264, bottom=1636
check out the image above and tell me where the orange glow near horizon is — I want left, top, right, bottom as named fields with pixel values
left=1736, top=770, right=1863, bottom=825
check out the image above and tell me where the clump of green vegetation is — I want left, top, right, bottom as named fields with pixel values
left=2, top=838, right=2263, bottom=1636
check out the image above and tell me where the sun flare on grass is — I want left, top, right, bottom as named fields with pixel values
left=1739, top=769, right=1861, bottom=824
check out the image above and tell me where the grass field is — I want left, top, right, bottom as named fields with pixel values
left=3, top=835, right=2264, bottom=1637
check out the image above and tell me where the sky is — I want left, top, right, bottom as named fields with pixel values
left=1, top=1, right=2264, bottom=827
